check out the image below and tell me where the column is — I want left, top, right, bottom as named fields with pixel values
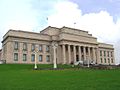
left=53, top=46, right=57, bottom=68
left=73, top=45, right=76, bottom=63
left=112, top=51, right=114, bottom=64
left=78, top=46, right=81, bottom=61
left=62, top=45, right=66, bottom=64
left=92, top=47, right=96, bottom=63
left=83, top=46, right=86, bottom=61
left=88, top=47, right=90, bottom=67
left=68, top=45, right=71, bottom=64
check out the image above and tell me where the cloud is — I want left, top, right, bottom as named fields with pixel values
left=48, top=1, right=82, bottom=28
left=48, top=1, right=119, bottom=43
left=0, top=0, right=38, bottom=45
left=47, top=1, right=120, bottom=64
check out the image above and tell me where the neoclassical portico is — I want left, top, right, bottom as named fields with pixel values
left=53, top=42, right=98, bottom=64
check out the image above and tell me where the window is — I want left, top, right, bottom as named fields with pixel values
left=107, top=51, right=109, bottom=57
left=100, top=50, right=102, bottom=56
left=23, top=43, right=27, bottom=51
left=111, top=52, right=113, bottom=57
left=23, top=54, right=27, bottom=61
left=108, top=58, right=110, bottom=63
left=31, top=54, right=35, bottom=62
left=14, top=53, right=18, bottom=61
left=104, top=51, right=106, bottom=56
left=104, top=58, right=106, bottom=63
left=39, top=45, right=42, bottom=52
left=39, top=55, right=42, bottom=62
left=111, top=58, right=114, bottom=63
left=46, top=55, right=50, bottom=62
left=31, top=44, right=35, bottom=51
left=101, top=58, right=103, bottom=63
left=46, top=45, right=50, bottom=52
left=14, top=42, right=19, bottom=50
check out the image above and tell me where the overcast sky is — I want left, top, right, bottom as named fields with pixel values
left=0, top=0, right=120, bottom=64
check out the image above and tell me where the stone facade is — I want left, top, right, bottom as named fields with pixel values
left=1, top=26, right=115, bottom=65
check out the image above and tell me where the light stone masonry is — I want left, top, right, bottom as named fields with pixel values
left=1, top=26, right=115, bottom=65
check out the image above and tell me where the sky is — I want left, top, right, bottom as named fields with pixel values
left=0, top=0, right=120, bottom=64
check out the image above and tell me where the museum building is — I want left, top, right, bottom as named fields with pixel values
left=1, top=26, right=115, bottom=65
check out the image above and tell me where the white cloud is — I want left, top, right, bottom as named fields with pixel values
left=48, top=1, right=82, bottom=28
left=47, top=1, right=120, bottom=64
left=48, top=1, right=119, bottom=43
left=0, top=0, right=38, bottom=46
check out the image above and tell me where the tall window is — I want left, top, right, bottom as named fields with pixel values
left=23, top=54, right=27, bottom=61
left=14, top=42, right=19, bottom=50
left=46, top=45, right=50, bottom=52
left=107, top=51, right=109, bottom=57
left=101, top=58, right=103, bottom=63
left=39, top=55, right=42, bottom=62
left=39, top=45, right=42, bottom=52
left=104, top=58, right=106, bottom=63
left=23, top=43, right=27, bottom=51
left=100, top=50, right=102, bottom=56
left=108, top=58, right=110, bottom=63
left=46, top=55, right=50, bottom=62
left=14, top=53, right=18, bottom=61
left=31, top=54, right=35, bottom=62
left=31, top=44, right=35, bottom=51
left=111, top=58, right=114, bottom=63
left=104, top=51, right=106, bottom=57
left=111, top=52, right=113, bottom=57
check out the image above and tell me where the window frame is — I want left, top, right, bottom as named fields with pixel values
left=108, top=58, right=110, bottom=63
left=23, top=43, right=27, bottom=51
left=104, top=58, right=106, bottom=63
left=111, top=52, right=113, bottom=57
left=46, top=55, right=50, bottom=62
left=23, top=54, right=27, bottom=61
left=104, top=51, right=106, bottom=57
left=14, top=53, right=18, bottom=61
left=14, top=42, right=19, bottom=50
left=39, top=55, right=42, bottom=62
left=107, top=51, right=109, bottom=57
left=100, top=58, right=103, bottom=63
left=46, top=45, right=50, bottom=52
left=100, top=50, right=102, bottom=56
left=111, top=58, right=114, bottom=63
left=31, top=44, right=35, bottom=51
left=31, top=54, right=35, bottom=62
left=39, top=45, right=42, bottom=52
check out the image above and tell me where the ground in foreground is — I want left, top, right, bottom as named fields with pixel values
left=0, top=64, right=120, bottom=90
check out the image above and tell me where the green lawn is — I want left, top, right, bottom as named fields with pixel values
left=0, top=64, right=120, bottom=90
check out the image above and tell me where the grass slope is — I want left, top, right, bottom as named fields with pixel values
left=0, top=64, right=120, bottom=90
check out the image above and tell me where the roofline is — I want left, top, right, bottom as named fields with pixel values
left=3, top=29, right=50, bottom=38
left=61, top=26, right=88, bottom=33
left=40, top=26, right=60, bottom=33
left=98, top=42, right=113, bottom=46
left=41, top=26, right=89, bottom=33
